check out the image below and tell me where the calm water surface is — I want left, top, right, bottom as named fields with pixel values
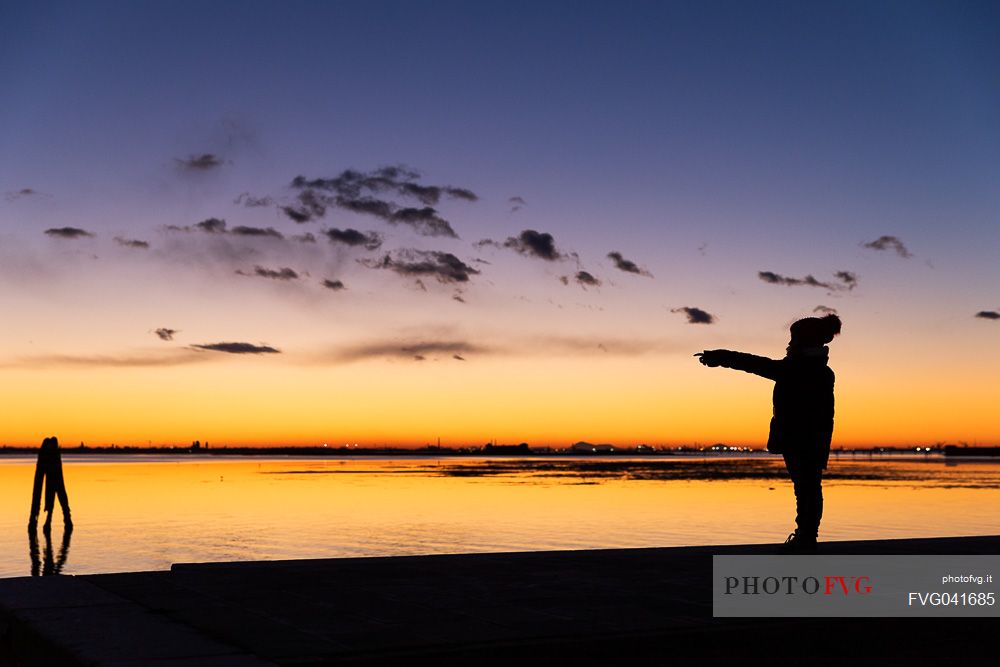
left=2, top=454, right=999, bottom=578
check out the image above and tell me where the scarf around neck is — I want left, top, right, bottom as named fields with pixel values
left=785, top=344, right=830, bottom=363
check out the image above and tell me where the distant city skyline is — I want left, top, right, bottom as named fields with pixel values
left=2, top=1, right=999, bottom=447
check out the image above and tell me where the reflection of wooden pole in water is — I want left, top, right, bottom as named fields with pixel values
left=28, top=436, right=73, bottom=532
left=27, top=522, right=72, bottom=576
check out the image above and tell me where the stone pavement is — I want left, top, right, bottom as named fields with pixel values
left=1, top=536, right=998, bottom=665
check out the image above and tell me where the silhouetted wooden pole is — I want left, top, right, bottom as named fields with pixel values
left=28, top=437, right=72, bottom=530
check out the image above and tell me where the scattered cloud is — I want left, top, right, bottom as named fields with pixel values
left=237, top=266, right=300, bottom=281
left=280, top=189, right=327, bottom=223
left=230, top=225, right=284, bottom=239
left=445, top=187, right=477, bottom=202
left=233, top=192, right=274, bottom=207
left=813, top=305, right=838, bottom=315
left=478, top=229, right=563, bottom=261
left=293, top=232, right=316, bottom=244
left=362, top=249, right=480, bottom=284
left=5, top=188, right=42, bottom=202
left=758, top=270, right=857, bottom=291
left=195, top=217, right=227, bottom=234
left=575, top=271, right=601, bottom=288
left=863, top=235, right=912, bottom=258
left=834, top=271, right=858, bottom=290
left=285, top=166, right=475, bottom=236
left=191, top=342, right=280, bottom=354
left=387, top=206, right=457, bottom=237
left=452, top=354, right=466, bottom=361
left=166, top=219, right=284, bottom=241
left=154, top=328, right=178, bottom=341
left=607, top=251, right=652, bottom=277
left=323, top=228, right=382, bottom=250
left=114, top=237, right=149, bottom=249
left=45, top=227, right=93, bottom=239
left=975, top=310, right=1000, bottom=320
left=176, top=153, right=224, bottom=171
left=322, top=279, right=346, bottom=291
left=671, top=306, right=716, bottom=324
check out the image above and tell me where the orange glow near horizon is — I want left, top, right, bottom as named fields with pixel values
left=2, top=346, right=998, bottom=448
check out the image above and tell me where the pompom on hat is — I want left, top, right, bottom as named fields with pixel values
left=790, top=314, right=842, bottom=346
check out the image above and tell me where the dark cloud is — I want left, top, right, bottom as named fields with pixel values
left=196, top=218, right=228, bottom=234
left=333, top=197, right=457, bottom=237
left=44, top=227, right=93, bottom=239
left=5, top=188, right=40, bottom=202
left=863, top=235, right=912, bottom=258
left=607, top=251, right=652, bottom=277
left=292, top=232, right=316, bottom=244
left=322, top=279, right=346, bottom=291
left=237, top=266, right=300, bottom=281
left=975, top=310, right=1000, bottom=320
left=191, top=342, right=281, bottom=354
left=230, top=225, right=284, bottom=239
left=671, top=306, right=716, bottom=324
left=233, top=192, right=274, bottom=208
left=834, top=271, right=858, bottom=290
left=281, top=205, right=315, bottom=223
left=114, top=236, right=149, bottom=249
left=335, top=195, right=394, bottom=219
left=286, top=166, right=474, bottom=235
left=444, top=187, right=478, bottom=202
left=389, top=206, right=457, bottom=237
left=154, top=328, right=178, bottom=341
left=452, top=354, right=466, bottom=361
left=452, top=292, right=466, bottom=303
left=281, top=189, right=328, bottom=223
left=166, top=218, right=287, bottom=242
left=813, top=305, right=838, bottom=315
left=477, top=229, right=563, bottom=261
left=176, top=154, right=224, bottom=171
left=323, top=227, right=383, bottom=250
left=575, top=271, right=601, bottom=288
left=363, top=249, right=480, bottom=284
left=758, top=270, right=858, bottom=291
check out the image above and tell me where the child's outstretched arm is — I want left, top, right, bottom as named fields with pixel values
left=695, top=350, right=781, bottom=380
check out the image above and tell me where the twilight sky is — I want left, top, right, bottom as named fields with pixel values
left=1, top=0, right=998, bottom=447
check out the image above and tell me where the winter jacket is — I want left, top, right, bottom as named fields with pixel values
left=711, top=347, right=835, bottom=469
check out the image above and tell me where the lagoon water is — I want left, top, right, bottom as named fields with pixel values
left=2, top=454, right=999, bottom=578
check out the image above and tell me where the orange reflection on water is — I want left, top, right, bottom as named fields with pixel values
left=1, top=455, right=998, bottom=578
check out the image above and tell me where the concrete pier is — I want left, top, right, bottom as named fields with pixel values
left=1, top=536, right=998, bottom=665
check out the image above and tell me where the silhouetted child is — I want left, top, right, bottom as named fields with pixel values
left=696, top=314, right=841, bottom=553
left=29, top=436, right=73, bottom=533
